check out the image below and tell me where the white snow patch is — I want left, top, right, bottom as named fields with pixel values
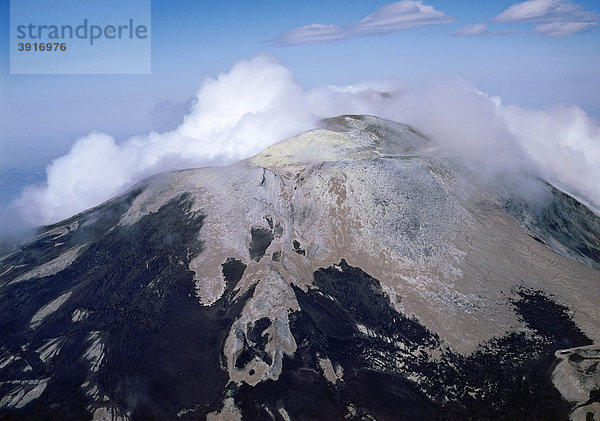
left=36, top=337, right=64, bottom=363
left=30, top=291, right=72, bottom=329
left=84, top=331, right=105, bottom=373
left=278, top=407, right=292, bottom=421
left=0, top=378, right=50, bottom=409
left=72, top=308, right=91, bottom=322
left=0, top=354, right=19, bottom=370
left=10, top=245, right=86, bottom=284
left=92, top=406, right=130, bottom=421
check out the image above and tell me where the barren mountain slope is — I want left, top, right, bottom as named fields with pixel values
left=1, top=115, right=599, bottom=420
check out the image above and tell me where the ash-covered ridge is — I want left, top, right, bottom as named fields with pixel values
left=0, top=115, right=599, bottom=420
left=252, top=115, right=429, bottom=168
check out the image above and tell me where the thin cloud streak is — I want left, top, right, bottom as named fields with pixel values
left=492, top=0, right=599, bottom=37
left=532, top=21, right=597, bottom=36
left=492, top=0, right=595, bottom=23
left=270, top=1, right=455, bottom=46
left=452, top=23, right=516, bottom=37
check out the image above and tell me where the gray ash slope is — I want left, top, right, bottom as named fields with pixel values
left=1, top=115, right=599, bottom=420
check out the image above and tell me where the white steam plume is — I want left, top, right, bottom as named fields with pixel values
left=500, top=103, right=600, bottom=207
left=13, top=54, right=600, bottom=225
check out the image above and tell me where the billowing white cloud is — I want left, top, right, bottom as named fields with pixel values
left=15, top=55, right=315, bottom=224
left=270, top=1, right=455, bottom=46
left=175, top=55, right=313, bottom=159
left=14, top=55, right=600, bottom=226
left=500, top=103, right=600, bottom=207
left=492, top=0, right=598, bottom=37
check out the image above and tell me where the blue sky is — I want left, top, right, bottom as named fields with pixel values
left=0, top=0, right=599, bottom=169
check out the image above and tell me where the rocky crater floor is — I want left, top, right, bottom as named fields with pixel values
left=0, top=115, right=599, bottom=420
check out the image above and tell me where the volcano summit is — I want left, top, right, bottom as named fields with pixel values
left=1, top=115, right=599, bottom=420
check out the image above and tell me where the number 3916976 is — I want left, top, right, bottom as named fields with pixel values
left=18, top=42, right=67, bottom=52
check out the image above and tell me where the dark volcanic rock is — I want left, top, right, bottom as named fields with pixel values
left=249, top=228, right=274, bottom=262
left=233, top=261, right=591, bottom=421
left=0, top=195, right=255, bottom=420
left=1, top=116, right=598, bottom=420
